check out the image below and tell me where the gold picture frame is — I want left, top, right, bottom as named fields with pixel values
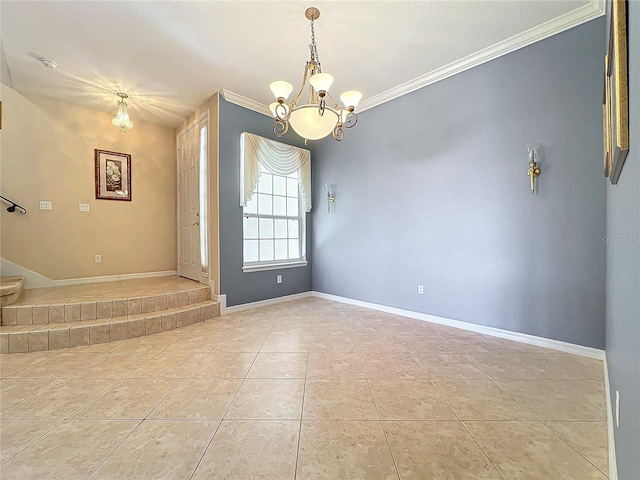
left=604, top=0, right=629, bottom=184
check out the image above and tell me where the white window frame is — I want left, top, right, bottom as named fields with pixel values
left=242, top=163, right=307, bottom=272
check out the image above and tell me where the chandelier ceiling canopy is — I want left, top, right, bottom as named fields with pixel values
left=269, top=7, right=362, bottom=142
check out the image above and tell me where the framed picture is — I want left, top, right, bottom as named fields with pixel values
left=603, top=0, right=629, bottom=184
left=95, top=149, right=131, bottom=201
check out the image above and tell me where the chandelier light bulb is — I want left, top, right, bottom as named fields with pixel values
left=340, top=91, right=363, bottom=109
left=269, top=81, right=293, bottom=101
left=309, top=73, right=334, bottom=94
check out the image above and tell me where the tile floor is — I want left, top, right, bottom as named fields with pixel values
left=0, top=297, right=609, bottom=479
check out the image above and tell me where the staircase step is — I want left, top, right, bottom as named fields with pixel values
left=1, top=285, right=210, bottom=326
left=0, top=276, right=25, bottom=308
left=0, top=300, right=220, bottom=354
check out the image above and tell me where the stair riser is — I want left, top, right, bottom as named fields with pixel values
left=0, top=301, right=220, bottom=354
left=1, top=287, right=209, bottom=326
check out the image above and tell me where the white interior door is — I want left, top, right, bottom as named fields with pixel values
left=177, top=123, right=201, bottom=281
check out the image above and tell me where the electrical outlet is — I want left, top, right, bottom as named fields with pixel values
left=277, top=275, right=282, bottom=284
left=39, top=201, right=52, bottom=210
left=418, top=284, right=424, bottom=295
left=79, top=203, right=90, bottom=212
left=95, top=255, right=102, bottom=263
left=616, top=390, right=620, bottom=427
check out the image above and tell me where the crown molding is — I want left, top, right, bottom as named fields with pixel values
left=220, top=89, right=271, bottom=117
left=221, top=1, right=604, bottom=117
left=358, top=0, right=604, bottom=112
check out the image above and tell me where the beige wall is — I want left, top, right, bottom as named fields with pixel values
left=176, top=93, right=220, bottom=294
left=1, top=86, right=178, bottom=279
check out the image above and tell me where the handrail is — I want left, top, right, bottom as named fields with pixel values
left=0, top=195, right=27, bottom=214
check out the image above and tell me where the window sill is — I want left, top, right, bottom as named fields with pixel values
left=242, top=261, right=308, bottom=273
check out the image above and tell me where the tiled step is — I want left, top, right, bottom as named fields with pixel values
left=1, top=285, right=210, bottom=326
left=1, top=300, right=220, bottom=354
left=0, top=276, right=25, bottom=308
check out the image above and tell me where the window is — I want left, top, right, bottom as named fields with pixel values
left=240, top=133, right=311, bottom=272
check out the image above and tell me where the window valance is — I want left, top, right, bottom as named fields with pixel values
left=240, top=132, right=312, bottom=212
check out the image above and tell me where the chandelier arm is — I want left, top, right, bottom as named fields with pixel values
left=343, top=112, right=358, bottom=128
left=292, top=64, right=310, bottom=107
left=325, top=91, right=341, bottom=109
left=273, top=117, right=289, bottom=137
left=333, top=125, right=344, bottom=141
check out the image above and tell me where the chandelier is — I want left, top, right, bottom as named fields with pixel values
left=112, top=93, right=133, bottom=133
left=269, top=7, right=362, bottom=142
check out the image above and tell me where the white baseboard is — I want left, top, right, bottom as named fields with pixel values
left=311, top=291, right=605, bottom=360
left=52, top=270, right=178, bottom=287
left=223, top=291, right=313, bottom=314
left=212, top=294, right=227, bottom=313
left=603, top=354, right=619, bottom=480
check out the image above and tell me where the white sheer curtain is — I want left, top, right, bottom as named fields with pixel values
left=240, top=132, right=312, bottom=212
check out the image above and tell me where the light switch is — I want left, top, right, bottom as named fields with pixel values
left=39, top=201, right=52, bottom=210
left=79, top=204, right=90, bottom=212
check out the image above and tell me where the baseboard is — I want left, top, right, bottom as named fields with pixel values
left=603, top=354, right=619, bottom=480
left=52, top=270, right=179, bottom=287
left=212, top=294, right=227, bottom=313
left=312, top=291, right=605, bottom=360
left=223, top=291, right=313, bottom=314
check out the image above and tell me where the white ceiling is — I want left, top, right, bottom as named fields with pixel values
left=1, top=1, right=603, bottom=128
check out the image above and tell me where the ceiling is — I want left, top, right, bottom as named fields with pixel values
left=1, top=1, right=603, bottom=128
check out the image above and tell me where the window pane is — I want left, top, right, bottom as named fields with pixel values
left=288, top=170, right=298, bottom=179
left=259, top=218, right=274, bottom=238
left=244, top=240, right=259, bottom=262
left=244, top=195, right=257, bottom=214
left=275, top=239, right=288, bottom=260
left=260, top=240, right=274, bottom=261
left=273, top=196, right=287, bottom=216
left=273, top=175, right=287, bottom=196
left=287, top=178, right=299, bottom=197
left=288, top=239, right=300, bottom=259
left=274, top=219, right=287, bottom=238
left=257, top=173, right=272, bottom=194
left=287, top=197, right=299, bottom=217
left=257, top=193, right=272, bottom=215
left=288, top=219, right=300, bottom=239
left=244, top=216, right=258, bottom=239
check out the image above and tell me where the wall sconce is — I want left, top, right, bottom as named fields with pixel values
left=112, top=93, right=134, bottom=133
left=526, top=144, right=542, bottom=195
left=325, top=184, right=335, bottom=213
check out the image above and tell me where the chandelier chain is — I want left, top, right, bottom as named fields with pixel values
left=309, top=19, right=321, bottom=67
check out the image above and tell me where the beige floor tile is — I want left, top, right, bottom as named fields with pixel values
left=1, top=378, right=117, bottom=419
left=270, top=322, right=312, bottom=335
left=396, top=334, right=456, bottom=354
left=383, top=420, right=502, bottom=479
left=416, top=361, right=486, bottom=380
left=225, top=378, right=304, bottom=419
left=433, top=380, right=536, bottom=420
left=70, top=353, right=154, bottom=378
left=554, top=379, right=607, bottom=410
left=68, top=339, right=131, bottom=354
left=151, top=378, right=242, bottom=419
left=309, top=334, right=357, bottom=353
left=260, top=334, right=309, bottom=352
left=495, top=380, right=606, bottom=421
left=0, top=419, right=138, bottom=479
left=307, top=352, right=366, bottom=378
left=127, top=352, right=205, bottom=378
left=0, top=419, right=61, bottom=464
left=525, top=354, right=605, bottom=380
left=355, top=335, right=407, bottom=353
left=445, top=336, right=501, bottom=354
left=544, top=421, right=609, bottom=475
left=369, top=379, right=457, bottom=420
left=6, top=353, right=103, bottom=378
left=246, top=352, right=308, bottom=378
left=193, top=420, right=299, bottom=480
left=74, top=378, right=178, bottom=419
left=111, top=335, right=178, bottom=354
left=162, top=334, right=221, bottom=353
left=187, top=352, right=257, bottom=378
left=92, top=419, right=219, bottom=479
left=0, top=378, right=58, bottom=411
left=215, top=334, right=268, bottom=352
left=485, top=337, right=559, bottom=354
left=0, top=352, right=57, bottom=377
left=303, top=378, right=379, bottom=420
left=464, top=420, right=608, bottom=479
left=297, top=420, right=398, bottom=480
left=361, top=352, right=427, bottom=379
left=463, top=353, right=555, bottom=379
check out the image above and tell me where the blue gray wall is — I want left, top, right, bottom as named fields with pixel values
left=311, top=19, right=607, bottom=349
left=218, top=99, right=313, bottom=306
left=605, top=0, right=639, bottom=477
